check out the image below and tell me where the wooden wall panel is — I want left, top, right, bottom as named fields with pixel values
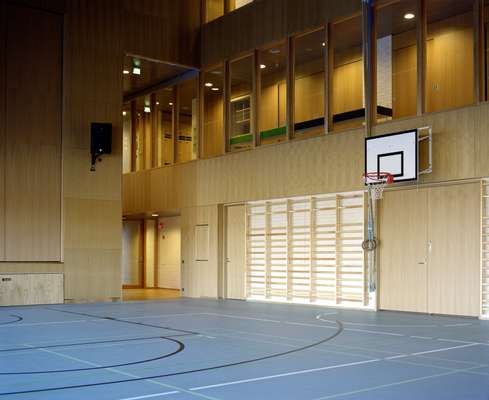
left=181, top=205, right=219, bottom=298
left=380, top=189, right=429, bottom=313
left=393, top=45, right=417, bottom=118
left=0, top=1, right=5, bottom=261
left=5, top=4, right=62, bottom=261
left=202, top=0, right=361, bottom=67
left=427, top=183, right=480, bottom=316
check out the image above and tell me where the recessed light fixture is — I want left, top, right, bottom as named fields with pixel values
left=205, top=82, right=213, bottom=87
left=144, top=106, right=151, bottom=113
left=169, top=102, right=173, bottom=106
left=122, top=111, right=127, bottom=116
left=151, top=213, right=159, bottom=217
left=123, top=69, right=130, bottom=75
left=260, top=64, right=266, bottom=69
left=211, top=87, right=219, bottom=91
left=156, top=101, right=160, bottom=105
left=404, top=12, right=415, bottom=20
left=132, top=66, right=141, bottom=75
left=322, top=42, right=326, bottom=47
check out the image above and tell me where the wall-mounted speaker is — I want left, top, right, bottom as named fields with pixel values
left=90, top=122, right=112, bottom=171
left=91, top=122, right=112, bottom=155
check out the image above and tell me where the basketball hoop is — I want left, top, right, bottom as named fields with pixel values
left=363, top=172, right=394, bottom=200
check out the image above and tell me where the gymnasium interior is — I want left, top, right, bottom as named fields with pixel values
left=1, top=0, right=489, bottom=398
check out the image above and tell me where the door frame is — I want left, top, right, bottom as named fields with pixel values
left=222, top=203, right=247, bottom=300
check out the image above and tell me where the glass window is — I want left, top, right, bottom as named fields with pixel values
left=331, top=15, right=364, bottom=131
left=155, top=87, right=174, bottom=167
left=229, top=55, right=254, bottom=151
left=293, top=29, right=326, bottom=138
left=134, top=96, right=152, bottom=171
left=122, top=106, right=132, bottom=173
left=258, top=42, right=287, bottom=145
left=228, top=0, right=253, bottom=12
left=205, top=0, right=224, bottom=22
left=376, top=0, right=417, bottom=121
left=426, top=0, right=475, bottom=112
left=177, top=78, right=198, bottom=163
left=203, top=66, right=224, bottom=158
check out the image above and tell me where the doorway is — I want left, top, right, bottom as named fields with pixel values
left=122, top=216, right=182, bottom=301
left=225, top=204, right=247, bottom=300
left=379, top=182, right=480, bottom=316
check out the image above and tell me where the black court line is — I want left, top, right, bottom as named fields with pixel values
left=43, top=307, right=200, bottom=335
left=0, top=333, right=192, bottom=353
left=0, top=321, right=343, bottom=396
left=0, top=336, right=185, bottom=375
left=0, top=314, right=23, bottom=325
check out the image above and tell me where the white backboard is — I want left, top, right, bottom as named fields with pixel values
left=365, top=129, right=418, bottom=183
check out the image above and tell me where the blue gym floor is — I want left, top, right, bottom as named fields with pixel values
left=1, top=299, right=488, bottom=399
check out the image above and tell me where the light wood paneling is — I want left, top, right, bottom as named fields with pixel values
left=181, top=205, right=219, bottom=298
left=158, top=216, right=181, bottom=289
left=122, top=220, right=142, bottom=286
left=144, top=219, right=156, bottom=287
left=0, top=273, right=63, bottom=306
left=203, top=89, right=224, bottom=158
left=122, top=287, right=180, bottom=301
left=5, top=4, right=62, bottom=261
left=0, top=1, right=5, bottom=261
left=226, top=204, right=246, bottom=299
left=426, top=12, right=475, bottom=113
left=393, top=44, right=417, bottom=118
left=380, top=188, right=429, bottom=312
left=427, top=183, right=480, bottom=316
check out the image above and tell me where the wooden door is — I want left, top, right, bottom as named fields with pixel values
left=427, top=183, right=480, bottom=316
left=379, top=188, right=429, bottom=312
left=226, top=205, right=246, bottom=300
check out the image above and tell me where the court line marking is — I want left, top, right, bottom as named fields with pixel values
left=27, top=345, right=221, bottom=400
left=0, top=319, right=88, bottom=328
left=202, top=312, right=489, bottom=346
left=119, top=392, right=179, bottom=400
left=310, top=366, right=484, bottom=400
left=189, top=359, right=381, bottom=391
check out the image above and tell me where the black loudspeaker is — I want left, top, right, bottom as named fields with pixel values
left=90, top=122, right=112, bottom=171
left=91, top=122, right=112, bottom=155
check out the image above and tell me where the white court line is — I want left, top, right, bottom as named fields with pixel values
left=25, top=345, right=220, bottom=400
left=0, top=319, right=87, bottom=328
left=189, top=359, right=381, bottom=391
left=119, top=392, right=179, bottom=400
left=311, top=366, right=483, bottom=400
left=118, top=313, right=207, bottom=320
left=409, top=343, right=479, bottom=356
left=410, top=336, right=434, bottom=340
left=203, top=313, right=282, bottom=323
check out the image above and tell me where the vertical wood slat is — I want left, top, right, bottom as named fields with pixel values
left=362, top=0, right=374, bottom=137
left=335, top=195, right=341, bottom=304
left=151, top=92, right=158, bottom=168
left=474, top=0, right=485, bottom=103
left=286, top=199, right=292, bottom=300
left=324, top=25, right=331, bottom=134
left=174, top=85, right=180, bottom=163
left=265, top=201, right=271, bottom=298
left=482, top=179, right=489, bottom=317
left=310, top=197, right=316, bottom=301
left=223, top=60, right=230, bottom=153
left=253, top=49, right=260, bottom=147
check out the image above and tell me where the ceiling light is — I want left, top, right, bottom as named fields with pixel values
left=123, top=69, right=130, bottom=75
left=211, top=87, right=219, bottom=91
left=205, top=82, right=213, bottom=87
left=122, top=111, right=127, bottom=116
left=322, top=42, right=326, bottom=47
left=260, top=64, right=266, bottom=69
left=156, top=101, right=160, bottom=105
left=144, top=106, right=150, bottom=113
left=169, top=102, right=173, bottom=106
left=132, top=66, right=141, bottom=75
left=404, top=13, right=415, bottom=20
left=151, top=213, right=159, bottom=217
